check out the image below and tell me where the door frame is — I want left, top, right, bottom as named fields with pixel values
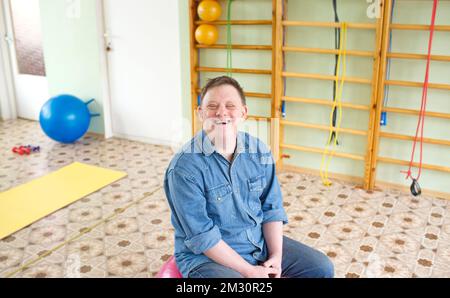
left=0, top=0, right=17, bottom=120
left=0, top=0, right=114, bottom=130
left=95, top=0, right=113, bottom=139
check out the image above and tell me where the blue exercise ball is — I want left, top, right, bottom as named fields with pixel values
left=39, top=94, right=99, bottom=144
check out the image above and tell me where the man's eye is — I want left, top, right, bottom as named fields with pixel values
left=226, top=105, right=236, bottom=109
left=207, top=105, right=218, bottom=109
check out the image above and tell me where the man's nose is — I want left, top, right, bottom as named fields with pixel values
left=215, top=105, right=228, bottom=117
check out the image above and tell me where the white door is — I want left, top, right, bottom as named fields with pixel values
left=2, top=0, right=48, bottom=121
left=102, top=0, right=183, bottom=146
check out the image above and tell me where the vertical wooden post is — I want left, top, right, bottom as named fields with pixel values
left=189, top=0, right=199, bottom=136
left=273, top=0, right=285, bottom=167
left=270, top=0, right=278, bottom=160
left=368, top=0, right=393, bottom=189
left=270, top=117, right=280, bottom=162
left=364, top=0, right=386, bottom=189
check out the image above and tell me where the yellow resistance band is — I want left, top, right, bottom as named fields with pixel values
left=320, top=22, right=347, bottom=186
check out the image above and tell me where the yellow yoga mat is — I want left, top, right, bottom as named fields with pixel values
left=0, top=162, right=127, bottom=240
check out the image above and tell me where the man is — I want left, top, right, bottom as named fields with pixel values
left=164, top=76, right=334, bottom=278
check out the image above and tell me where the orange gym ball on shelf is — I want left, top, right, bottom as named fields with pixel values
left=195, top=24, right=219, bottom=45
left=197, top=0, right=222, bottom=21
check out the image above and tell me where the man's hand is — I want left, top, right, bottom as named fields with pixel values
left=242, top=265, right=279, bottom=278
left=262, top=221, right=283, bottom=277
left=262, top=254, right=282, bottom=278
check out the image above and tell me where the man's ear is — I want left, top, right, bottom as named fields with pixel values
left=242, top=105, right=248, bottom=120
left=197, top=105, right=204, bottom=121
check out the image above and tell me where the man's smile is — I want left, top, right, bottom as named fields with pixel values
left=213, top=119, right=232, bottom=126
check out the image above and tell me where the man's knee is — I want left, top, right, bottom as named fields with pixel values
left=318, top=253, right=334, bottom=278
left=189, top=262, right=244, bottom=278
left=304, top=250, right=334, bottom=278
left=287, top=249, right=335, bottom=278
left=305, top=253, right=334, bottom=278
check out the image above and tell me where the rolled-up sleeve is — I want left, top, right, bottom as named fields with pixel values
left=260, top=154, right=288, bottom=225
left=166, top=167, right=222, bottom=254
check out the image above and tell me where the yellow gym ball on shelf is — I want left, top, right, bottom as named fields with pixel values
left=195, top=24, right=218, bottom=45
left=197, top=0, right=222, bottom=21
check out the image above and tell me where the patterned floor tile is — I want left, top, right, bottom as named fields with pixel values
left=1, top=119, right=449, bottom=278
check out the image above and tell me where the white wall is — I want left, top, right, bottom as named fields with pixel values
left=40, top=0, right=103, bottom=133
left=104, top=0, right=184, bottom=148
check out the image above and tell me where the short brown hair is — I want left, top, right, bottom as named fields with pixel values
left=200, top=76, right=246, bottom=106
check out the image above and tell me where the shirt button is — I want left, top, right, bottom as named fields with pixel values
left=217, top=197, right=222, bottom=201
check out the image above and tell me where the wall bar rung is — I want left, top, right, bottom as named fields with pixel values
left=195, top=20, right=272, bottom=25
left=380, top=131, right=450, bottom=146
left=281, top=120, right=368, bottom=136
left=382, top=106, right=450, bottom=120
left=387, top=52, right=450, bottom=62
left=281, top=143, right=365, bottom=161
left=283, top=96, right=370, bottom=111
left=195, top=89, right=271, bottom=99
left=196, top=67, right=272, bottom=75
left=283, top=72, right=372, bottom=84
left=247, top=115, right=271, bottom=121
left=385, top=79, right=450, bottom=91
left=282, top=21, right=377, bottom=29
left=283, top=46, right=375, bottom=58
left=196, top=44, right=272, bottom=51
left=377, top=156, right=450, bottom=173
left=390, top=23, right=450, bottom=32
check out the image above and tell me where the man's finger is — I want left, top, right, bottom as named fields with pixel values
left=263, top=260, right=273, bottom=268
left=267, top=267, right=280, bottom=278
left=268, top=267, right=279, bottom=274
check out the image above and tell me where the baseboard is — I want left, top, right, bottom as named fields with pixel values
left=279, top=164, right=450, bottom=200
left=85, top=131, right=105, bottom=139
left=376, top=180, right=450, bottom=201
left=112, top=132, right=181, bottom=150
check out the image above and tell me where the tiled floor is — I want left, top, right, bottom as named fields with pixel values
left=1, top=119, right=449, bottom=278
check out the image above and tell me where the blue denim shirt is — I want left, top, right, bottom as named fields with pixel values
left=164, top=130, right=288, bottom=277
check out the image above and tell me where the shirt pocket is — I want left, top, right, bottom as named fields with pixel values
left=247, top=174, right=267, bottom=211
left=205, top=183, right=233, bottom=204
left=205, top=183, right=233, bottom=226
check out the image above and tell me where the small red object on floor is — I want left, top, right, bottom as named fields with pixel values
left=12, top=146, right=31, bottom=155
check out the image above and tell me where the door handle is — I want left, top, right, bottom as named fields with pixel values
left=104, top=32, right=112, bottom=52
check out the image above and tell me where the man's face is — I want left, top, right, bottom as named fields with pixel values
left=198, top=84, right=248, bottom=148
